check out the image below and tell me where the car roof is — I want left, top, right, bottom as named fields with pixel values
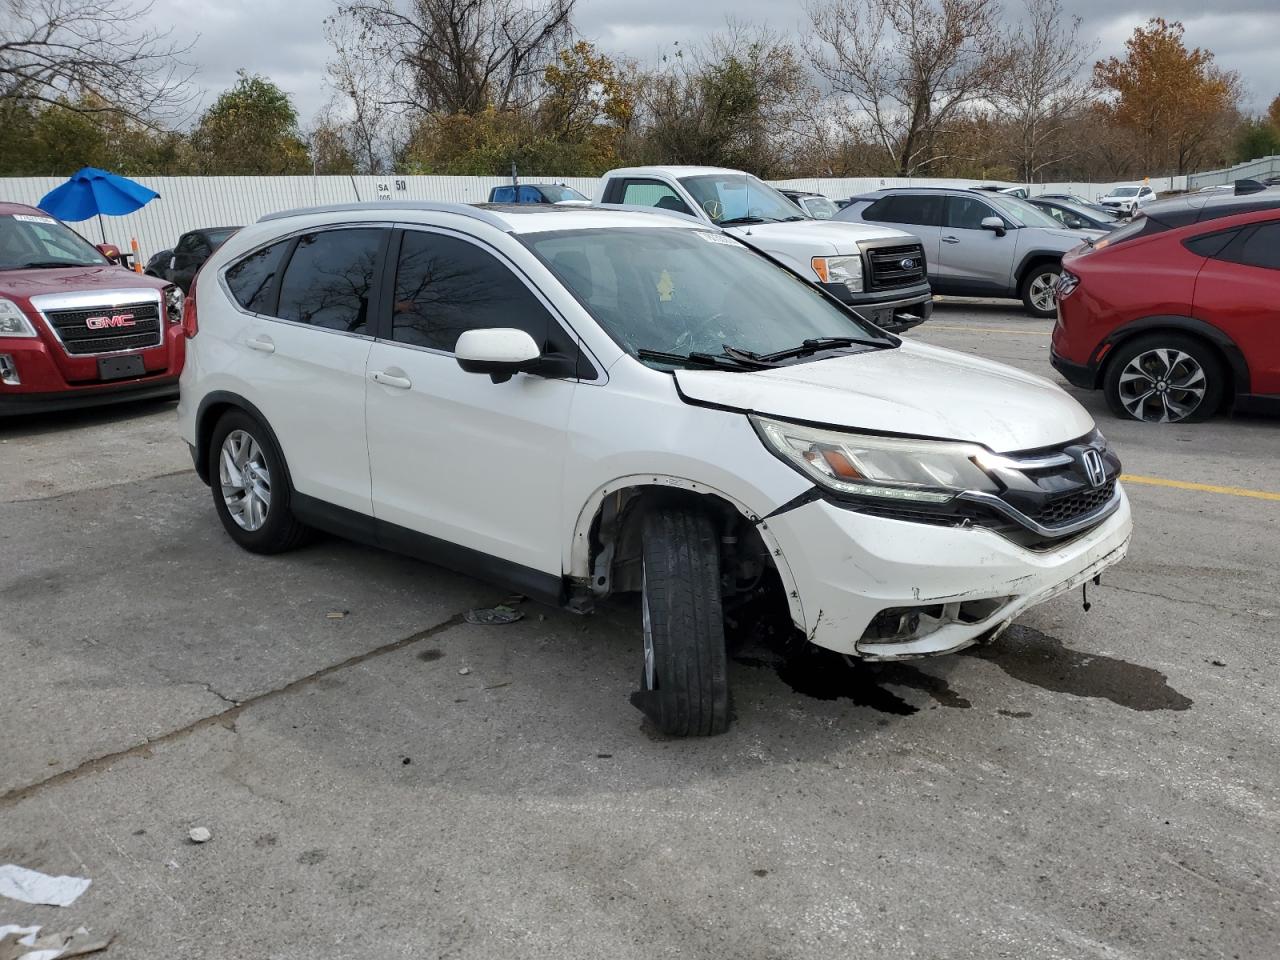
left=0, top=201, right=52, bottom=217
left=491, top=183, right=576, bottom=190
left=257, top=200, right=710, bottom=236
left=187, top=226, right=242, bottom=237
left=1143, top=187, right=1280, bottom=229
left=604, top=165, right=753, bottom=179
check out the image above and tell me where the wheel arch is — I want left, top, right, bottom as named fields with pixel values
left=1095, top=316, right=1250, bottom=397
left=193, top=391, right=292, bottom=487
left=1014, top=250, right=1064, bottom=291
left=568, top=475, right=805, bottom=628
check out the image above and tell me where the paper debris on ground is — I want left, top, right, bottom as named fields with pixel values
left=0, top=865, right=91, bottom=907
left=0, top=925, right=114, bottom=960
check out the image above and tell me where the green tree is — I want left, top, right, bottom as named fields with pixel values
left=190, top=71, right=310, bottom=174
left=1235, top=119, right=1280, bottom=162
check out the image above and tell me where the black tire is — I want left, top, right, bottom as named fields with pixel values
left=208, top=410, right=310, bottom=553
left=1103, top=333, right=1225, bottom=424
left=1019, top=261, right=1062, bottom=318
left=632, top=506, right=730, bottom=736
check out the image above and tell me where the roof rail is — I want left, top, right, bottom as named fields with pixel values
left=257, top=200, right=513, bottom=231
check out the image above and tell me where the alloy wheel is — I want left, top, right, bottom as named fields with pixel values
left=1117, top=348, right=1206, bottom=423
left=219, top=429, right=272, bottom=531
left=1029, top=271, right=1060, bottom=312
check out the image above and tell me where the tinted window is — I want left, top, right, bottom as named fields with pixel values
left=1184, top=230, right=1238, bottom=259
left=1224, top=223, right=1280, bottom=270
left=225, top=239, right=291, bottom=313
left=490, top=186, right=516, bottom=203
left=276, top=228, right=384, bottom=333
left=391, top=231, right=552, bottom=352
left=862, top=194, right=943, bottom=226
left=518, top=186, right=544, bottom=203
left=946, top=195, right=1000, bottom=230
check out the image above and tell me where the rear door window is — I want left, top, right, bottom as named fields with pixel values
left=1231, top=223, right=1280, bottom=270
left=490, top=186, right=516, bottom=203
left=225, top=239, right=291, bottom=314
left=276, top=228, right=386, bottom=334
left=861, top=194, right=943, bottom=226
left=615, top=179, right=694, bottom=216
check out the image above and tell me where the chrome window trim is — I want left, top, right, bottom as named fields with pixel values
left=29, top=288, right=164, bottom=357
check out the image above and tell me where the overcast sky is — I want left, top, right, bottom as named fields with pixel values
left=147, top=0, right=1280, bottom=124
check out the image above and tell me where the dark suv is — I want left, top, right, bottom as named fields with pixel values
left=1054, top=187, right=1280, bottom=423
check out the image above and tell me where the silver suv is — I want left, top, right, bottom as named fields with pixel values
left=837, top=188, right=1103, bottom=317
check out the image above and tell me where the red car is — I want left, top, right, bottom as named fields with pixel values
left=0, top=202, right=185, bottom=415
left=1052, top=187, right=1280, bottom=423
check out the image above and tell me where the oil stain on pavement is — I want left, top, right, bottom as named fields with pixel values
left=963, top=624, right=1193, bottom=712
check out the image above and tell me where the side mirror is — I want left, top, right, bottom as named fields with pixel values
left=97, top=243, right=123, bottom=263
left=455, top=328, right=541, bottom=383
left=980, top=216, right=1006, bottom=237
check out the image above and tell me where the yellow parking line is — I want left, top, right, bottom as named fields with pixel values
left=1121, top=474, right=1280, bottom=502
left=924, top=324, right=1053, bottom=336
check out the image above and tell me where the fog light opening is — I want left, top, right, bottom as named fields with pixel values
left=0, top=354, right=19, bottom=386
left=862, top=597, right=1014, bottom=645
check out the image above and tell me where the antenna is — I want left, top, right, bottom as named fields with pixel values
left=743, top=170, right=753, bottom=235
left=511, top=161, right=519, bottom=189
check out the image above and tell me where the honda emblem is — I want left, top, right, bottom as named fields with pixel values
left=1081, top=448, right=1106, bottom=488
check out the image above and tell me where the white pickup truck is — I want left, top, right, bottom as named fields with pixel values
left=595, top=165, right=933, bottom=331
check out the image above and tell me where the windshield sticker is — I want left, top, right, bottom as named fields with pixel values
left=657, top=269, right=675, bottom=301
left=694, top=231, right=737, bottom=246
left=12, top=214, right=56, bottom=224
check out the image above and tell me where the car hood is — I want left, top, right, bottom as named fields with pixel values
left=673, top=340, right=1094, bottom=453
left=1036, top=226, right=1106, bottom=246
left=724, top=218, right=914, bottom=254
left=0, top=264, right=166, bottom=301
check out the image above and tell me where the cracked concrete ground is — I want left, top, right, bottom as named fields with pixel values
left=1, top=302, right=1278, bottom=959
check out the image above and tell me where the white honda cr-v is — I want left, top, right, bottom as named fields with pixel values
left=178, top=201, right=1132, bottom=736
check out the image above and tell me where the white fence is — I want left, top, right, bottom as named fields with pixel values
left=0, top=173, right=1186, bottom=261
left=1188, top=156, right=1280, bottom=189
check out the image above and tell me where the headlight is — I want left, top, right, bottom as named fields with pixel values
left=0, top=297, right=38, bottom=338
left=811, top=254, right=863, bottom=293
left=753, top=415, right=1000, bottom=503
left=164, top=286, right=184, bottom=325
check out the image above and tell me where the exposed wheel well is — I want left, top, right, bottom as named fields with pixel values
left=193, top=394, right=287, bottom=486
left=578, top=483, right=798, bottom=626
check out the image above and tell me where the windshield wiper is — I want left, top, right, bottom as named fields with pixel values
left=747, top=335, right=891, bottom=364
left=717, top=216, right=769, bottom=226
left=16, top=260, right=84, bottom=269
left=636, top=348, right=770, bottom=371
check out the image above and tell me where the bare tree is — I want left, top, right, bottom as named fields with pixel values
left=806, top=0, right=1007, bottom=176
left=338, top=0, right=575, bottom=116
left=0, top=0, right=194, bottom=124
left=994, top=0, right=1095, bottom=182
left=323, top=14, right=403, bottom=173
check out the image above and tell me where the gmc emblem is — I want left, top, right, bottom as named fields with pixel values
left=85, top=313, right=136, bottom=330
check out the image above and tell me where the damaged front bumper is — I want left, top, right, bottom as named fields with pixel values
left=763, top=486, right=1133, bottom=658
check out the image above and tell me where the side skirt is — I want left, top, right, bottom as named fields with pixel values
left=291, top=493, right=566, bottom=607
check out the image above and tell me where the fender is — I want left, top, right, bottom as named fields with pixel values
left=1094, top=315, right=1251, bottom=395
left=193, top=391, right=292, bottom=487
left=568, top=473, right=807, bottom=629
left=1014, top=248, right=1066, bottom=288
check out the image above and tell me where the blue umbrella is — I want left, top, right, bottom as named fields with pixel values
left=38, top=167, right=160, bottom=243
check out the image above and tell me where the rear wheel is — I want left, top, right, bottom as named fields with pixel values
left=1103, top=333, right=1224, bottom=423
left=1020, top=262, right=1061, bottom=318
left=209, top=410, right=310, bottom=552
left=632, top=507, right=730, bottom=736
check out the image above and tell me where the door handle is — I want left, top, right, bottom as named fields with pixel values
left=370, top=370, right=412, bottom=390
left=941, top=236, right=960, bottom=244
left=246, top=335, right=275, bottom=353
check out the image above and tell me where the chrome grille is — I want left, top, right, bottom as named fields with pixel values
left=43, top=301, right=162, bottom=356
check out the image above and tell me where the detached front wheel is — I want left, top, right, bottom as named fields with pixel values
left=632, top=507, right=731, bottom=736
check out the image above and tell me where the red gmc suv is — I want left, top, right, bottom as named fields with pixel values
left=1052, top=186, right=1280, bottom=423
left=0, top=202, right=185, bottom=416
